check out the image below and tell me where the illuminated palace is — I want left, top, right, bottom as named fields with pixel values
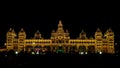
left=4, top=20, right=115, bottom=54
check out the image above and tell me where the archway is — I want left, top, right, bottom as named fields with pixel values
left=88, top=45, right=95, bottom=53
left=25, top=46, right=33, bottom=52
left=56, top=49, right=64, bottom=53
left=79, top=46, right=86, bottom=52
left=69, top=46, right=76, bottom=54
left=34, top=46, right=42, bottom=54
left=56, top=46, right=64, bottom=53
left=79, top=46, right=86, bottom=54
left=44, top=46, right=51, bottom=52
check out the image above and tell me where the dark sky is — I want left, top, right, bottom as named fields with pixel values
left=0, top=3, right=120, bottom=47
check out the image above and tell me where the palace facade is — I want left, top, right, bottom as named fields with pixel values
left=4, top=20, right=115, bottom=54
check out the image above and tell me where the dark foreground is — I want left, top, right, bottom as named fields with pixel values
left=0, top=52, right=120, bottom=67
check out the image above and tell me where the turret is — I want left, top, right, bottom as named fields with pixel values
left=104, top=28, right=114, bottom=41
left=34, top=30, right=42, bottom=39
left=79, top=30, right=87, bottom=39
left=6, top=28, right=17, bottom=50
left=56, top=20, right=64, bottom=33
left=104, top=28, right=114, bottom=53
left=95, top=28, right=103, bottom=41
left=18, top=28, right=26, bottom=39
left=18, top=28, right=26, bottom=52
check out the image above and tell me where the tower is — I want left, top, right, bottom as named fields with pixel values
left=18, top=28, right=26, bottom=52
left=50, top=20, right=70, bottom=53
left=95, top=28, right=103, bottom=53
left=51, top=20, right=70, bottom=43
left=104, top=28, right=114, bottom=53
left=79, top=30, right=87, bottom=39
left=95, top=28, right=103, bottom=41
left=6, top=28, right=17, bottom=51
left=33, top=30, right=42, bottom=39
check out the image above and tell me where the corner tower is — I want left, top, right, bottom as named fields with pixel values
left=6, top=28, right=17, bottom=51
left=104, top=28, right=114, bottom=53
left=18, top=28, right=26, bottom=52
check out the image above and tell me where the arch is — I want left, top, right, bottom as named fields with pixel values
left=69, top=46, right=77, bottom=53
left=25, top=46, right=33, bottom=52
left=56, top=46, right=64, bottom=53
left=34, top=46, right=42, bottom=48
left=70, top=46, right=76, bottom=51
left=56, top=49, right=64, bottom=53
left=79, top=46, right=86, bottom=52
left=34, top=46, right=42, bottom=52
left=87, top=45, right=95, bottom=53
left=42, top=46, right=51, bottom=52
left=44, top=46, right=51, bottom=51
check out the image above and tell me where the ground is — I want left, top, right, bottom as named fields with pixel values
left=0, top=52, right=120, bottom=67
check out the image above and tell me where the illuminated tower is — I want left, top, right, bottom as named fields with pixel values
left=104, top=28, right=114, bottom=53
left=33, top=30, right=42, bottom=39
left=51, top=20, right=70, bottom=43
left=79, top=30, right=87, bottom=39
left=51, top=20, right=70, bottom=53
left=6, top=28, right=17, bottom=51
left=95, top=28, right=103, bottom=53
left=18, top=28, right=26, bottom=52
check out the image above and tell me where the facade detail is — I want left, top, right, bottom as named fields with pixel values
left=4, top=20, right=115, bottom=54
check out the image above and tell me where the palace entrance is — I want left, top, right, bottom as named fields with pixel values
left=56, top=45, right=64, bottom=53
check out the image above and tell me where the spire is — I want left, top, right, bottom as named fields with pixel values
left=108, top=28, right=112, bottom=32
left=9, top=28, right=12, bottom=31
left=8, top=28, right=12, bottom=32
left=81, top=29, right=86, bottom=34
left=56, top=20, right=64, bottom=33
left=95, top=28, right=102, bottom=35
left=104, top=28, right=114, bottom=37
left=20, top=28, right=24, bottom=32
left=66, top=29, right=68, bottom=33
left=34, top=30, right=41, bottom=39
left=52, top=30, right=55, bottom=33
left=19, top=28, right=25, bottom=33
left=58, top=20, right=63, bottom=28
left=79, top=29, right=87, bottom=39
left=96, top=28, right=101, bottom=32
left=36, top=30, right=40, bottom=34
left=18, top=28, right=26, bottom=36
left=95, top=28, right=103, bottom=38
left=12, top=29, right=15, bottom=33
left=105, top=28, right=113, bottom=35
left=80, top=29, right=86, bottom=36
left=12, top=29, right=17, bottom=37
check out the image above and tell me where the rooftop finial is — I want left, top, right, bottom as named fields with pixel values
left=96, top=27, right=101, bottom=32
left=9, top=28, right=12, bottom=32
left=20, top=28, right=24, bottom=32
left=58, top=20, right=63, bottom=27
left=59, top=20, right=62, bottom=24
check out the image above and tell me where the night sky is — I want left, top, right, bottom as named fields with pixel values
left=0, top=3, right=120, bottom=47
